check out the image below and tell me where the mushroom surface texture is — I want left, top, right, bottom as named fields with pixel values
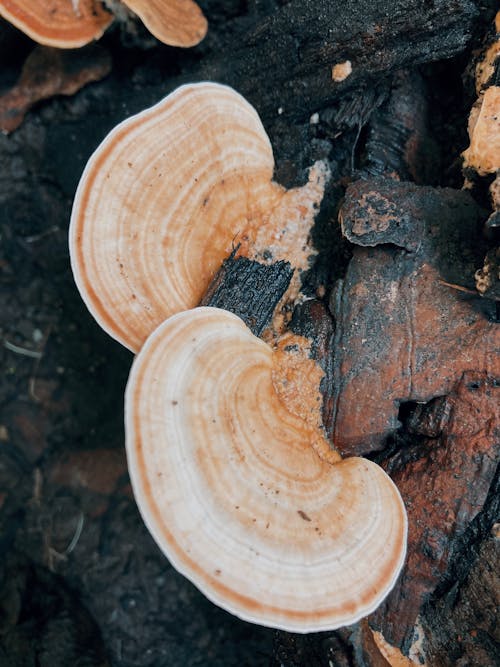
left=125, top=307, right=408, bottom=632
left=70, top=83, right=328, bottom=352
left=120, top=0, right=207, bottom=47
left=0, top=0, right=113, bottom=48
left=462, top=85, right=500, bottom=175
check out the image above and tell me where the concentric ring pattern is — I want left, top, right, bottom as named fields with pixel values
left=122, top=0, right=207, bottom=47
left=70, top=82, right=287, bottom=352
left=125, top=307, right=408, bottom=632
left=0, top=0, right=112, bottom=47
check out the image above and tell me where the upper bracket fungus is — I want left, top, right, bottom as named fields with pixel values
left=70, top=82, right=329, bottom=352
left=0, top=0, right=113, bottom=48
left=125, top=307, right=407, bottom=632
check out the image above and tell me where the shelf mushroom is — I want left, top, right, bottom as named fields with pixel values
left=71, top=82, right=408, bottom=628
left=0, top=0, right=113, bottom=48
left=0, top=1, right=207, bottom=49
left=125, top=307, right=407, bottom=632
left=120, top=0, right=207, bottom=48
left=70, top=82, right=329, bottom=352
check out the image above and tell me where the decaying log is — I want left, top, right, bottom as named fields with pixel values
left=423, top=512, right=500, bottom=666
left=0, top=0, right=483, bottom=144
left=189, top=0, right=481, bottom=124
left=361, top=69, right=440, bottom=185
left=194, top=186, right=499, bottom=666
left=331, top=177, right=498, bottom=455
left=369, top=371, right=499, bottom=657
left=192, top=141, right=500, bottom=667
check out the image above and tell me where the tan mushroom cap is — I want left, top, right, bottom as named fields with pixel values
left=125, top=307, right=408, bottom=632
left=0, top=0, right=113, bottom=48
left=70, top=82, right=328, bottom=352
left=122, top=0, right=207, bottom=47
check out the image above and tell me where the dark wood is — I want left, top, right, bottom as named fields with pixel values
left=371, top=372, right=499, bottom=659
left=193, top=0, right=480, bottom=123
left=200, top=253, right=293, bottom=336
left=361, top=69, right=440, bottom=184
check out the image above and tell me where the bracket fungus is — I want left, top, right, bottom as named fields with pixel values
left=125, top=307, right=407, bottom=632
left=70, top=82, right=329, bottom=352
left=120, top=0, right=207, bottom=48
left=0, top=0, right=113, bottom=48
left=0, top=0, right=207, bottom=48
left=70, top=81, right=407, bottom=630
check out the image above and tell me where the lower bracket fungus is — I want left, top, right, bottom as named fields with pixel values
left=125, top=307, right=407, bottom=632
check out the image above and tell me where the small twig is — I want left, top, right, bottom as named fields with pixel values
left=4, top=339, right=43, bottom=359
left=28, top=325, right=52, bottom=402
left=32, top=468, right=43, bottom=503
left=47, top=512, right=85, bottom=569
left=28, top=376, right=41, bottom=402
left=24, top=226, right=60, bottom=243
left=438, top=280, right=477, bottom=295
left=65, top=513, right=85, bottom=555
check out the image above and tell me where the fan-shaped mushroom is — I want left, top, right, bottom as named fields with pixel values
left=0, top=0, right=113, bottom=48
left=125, top=306, right=407, bottom=632
left=121, top=0, right=207, bottom=48
left=70, top=82, right=329, bottom=352
left=0, top=0, right=207, bottom=49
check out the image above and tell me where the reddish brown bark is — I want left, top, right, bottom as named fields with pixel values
left=330, top=178, right=499, bottom=455
left=370, top=371, right=499, bottom=652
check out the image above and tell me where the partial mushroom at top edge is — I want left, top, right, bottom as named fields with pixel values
left=0, top=0, right=207, bottom=48
left=0, top=0, right=113, bottom=48
left=119, top=0, right=207, bottom=48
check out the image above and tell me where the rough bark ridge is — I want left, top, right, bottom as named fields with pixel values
left=200, top=254, right=293, bottom=336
